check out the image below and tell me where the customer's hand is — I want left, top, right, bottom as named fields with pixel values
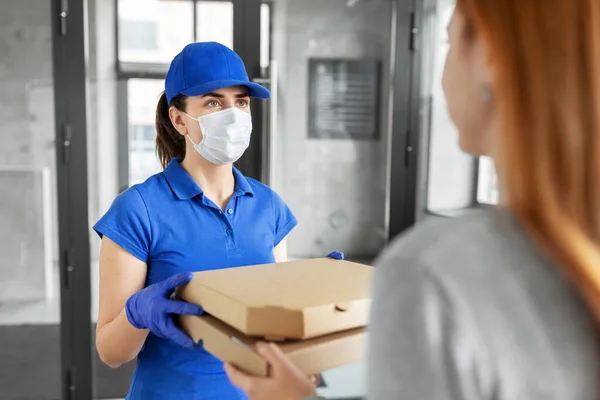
left=309, top=374, right=321, bottom=387
left=125, top=272, right=204, bottom=349
left=326, top=251, right=344, bottom=260
left=225, top=342, right=317, bottom=400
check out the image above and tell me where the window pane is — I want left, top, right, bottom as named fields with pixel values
left=477, top=156, right=500, bottom=204
left=426, top=1, right=476, bottom=212
left=196, top=1, right=233, bottom=48
left=128, top=79, right=164, bottom=185
left=118, top=0, right=193, bottom=63
left=120, top=20, right=158, bottom=51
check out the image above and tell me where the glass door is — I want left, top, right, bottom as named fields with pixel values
left=0, top=1, right=67, bottom=399
left=0, top=0, right=96, bottom=399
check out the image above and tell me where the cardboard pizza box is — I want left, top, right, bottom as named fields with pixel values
left=178, top=258, right=373, bottom=341
left=179, top=314, right=366, bottom=377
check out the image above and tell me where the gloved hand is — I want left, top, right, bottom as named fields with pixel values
left=327, top=251, right=344, bottom=260
left=125, top=272, right=204, bottom=349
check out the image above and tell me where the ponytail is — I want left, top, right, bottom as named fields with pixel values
left=156, top=91, right=187, bottom=169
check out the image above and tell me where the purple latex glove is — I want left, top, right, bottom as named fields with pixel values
left=125, top=272, right=204, bottom=349
left=327, top=251, right=344, bottom=260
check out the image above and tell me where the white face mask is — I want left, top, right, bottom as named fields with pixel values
left=184, top=108, right=253, bottom=165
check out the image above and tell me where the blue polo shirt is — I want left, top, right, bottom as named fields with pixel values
left=93, top=158, right=298, bottom=400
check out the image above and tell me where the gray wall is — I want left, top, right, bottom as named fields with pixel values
left=0, top=0, right=54, bottom=166
left=272, top=0, right=393, bottom=259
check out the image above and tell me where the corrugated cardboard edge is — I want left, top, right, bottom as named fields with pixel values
left=180, top=281, right=307, bottom=340
left=179, top=314, right=366, bottom=377
left=245, top=299, right=372, bottom=340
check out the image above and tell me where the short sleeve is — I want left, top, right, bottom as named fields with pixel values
left=271, top=191, right=298, bottom=247
left=93, top=186, right=152, bottom=262
left=367, top=252, right=488, bottom=400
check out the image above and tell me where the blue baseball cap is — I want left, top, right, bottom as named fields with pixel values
left=165, top=42, right=270, bottom=104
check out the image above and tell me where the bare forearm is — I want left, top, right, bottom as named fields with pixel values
left=96, top=309, right=149, bottom=368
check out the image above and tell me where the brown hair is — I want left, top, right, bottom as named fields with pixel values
left=155, top=91, right=188, bottom=169
left=459, top=0, right=600, bottom=317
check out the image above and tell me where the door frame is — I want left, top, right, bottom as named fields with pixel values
left=51, top=0, right=95, bottom=398
left=387, top=0, right=424, bottom=238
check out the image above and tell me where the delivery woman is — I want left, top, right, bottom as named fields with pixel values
left=93, top=42, right=319, bottom=399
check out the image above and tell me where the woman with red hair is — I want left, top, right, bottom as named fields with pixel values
left=225, top=0, right=600, bottom=399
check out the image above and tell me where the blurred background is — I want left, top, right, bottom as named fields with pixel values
left=0, top=0, right=497, bottom=398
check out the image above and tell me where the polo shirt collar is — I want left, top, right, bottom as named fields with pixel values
left=232, top=165, right=254, bottom=197
left=164, top=158, right=254, bottom=200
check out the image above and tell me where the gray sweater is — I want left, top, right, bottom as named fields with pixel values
left=310, top=209, right=600, bottom=399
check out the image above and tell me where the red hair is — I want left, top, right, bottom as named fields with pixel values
left=460, top=0, right=600, bottom=316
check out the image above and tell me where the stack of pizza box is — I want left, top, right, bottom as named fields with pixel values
left=178, top=258, right=373, bottom=376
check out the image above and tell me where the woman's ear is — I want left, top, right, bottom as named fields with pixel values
left=477, top=32, right=497, bottom=101
left=169, top=106, right=188, bottom=137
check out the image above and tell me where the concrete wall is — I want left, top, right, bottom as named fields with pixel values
left=272, top=0, right=393, bottom=259
left=0, top=1, right=54, bottom=166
